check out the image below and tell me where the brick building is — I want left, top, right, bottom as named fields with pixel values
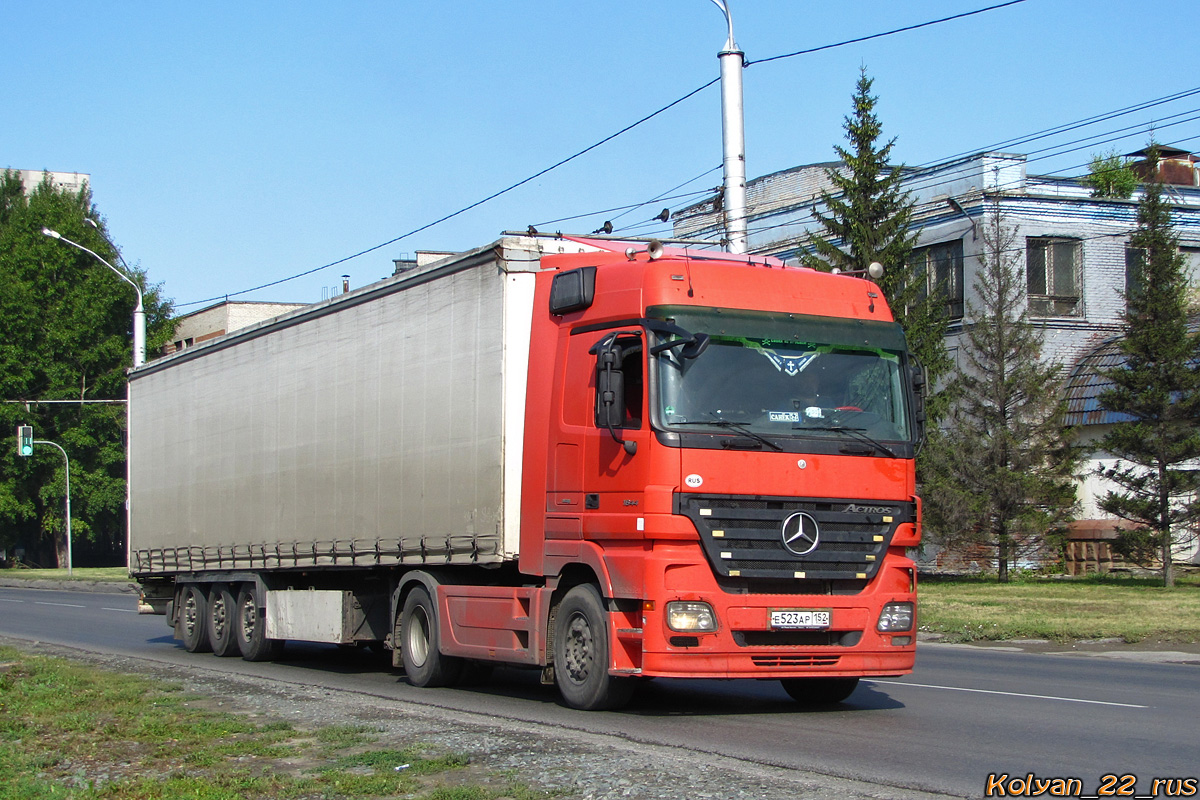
left=165, top=301, right=307, bottom=354
left=675, top=149, right=1200, bottom=571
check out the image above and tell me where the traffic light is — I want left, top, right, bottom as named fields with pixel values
left=17, top=425, right=33, bottom=457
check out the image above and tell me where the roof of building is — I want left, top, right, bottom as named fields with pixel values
left=1064, top=317, right=1200, bottom=426
left=1063, top=336, right=1133, bottom=426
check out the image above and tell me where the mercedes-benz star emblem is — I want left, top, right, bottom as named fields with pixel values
left=781, top=512, right=820, bottom=556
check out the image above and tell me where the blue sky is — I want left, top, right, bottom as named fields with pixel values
left=6, top=1, right=1198, bottom=309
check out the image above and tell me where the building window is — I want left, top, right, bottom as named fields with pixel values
left=907, top=240, right=964, bottom=320
left=1027, top=237, right=1081, bottom=316
left=1124, top=247, right=1144, bottom=301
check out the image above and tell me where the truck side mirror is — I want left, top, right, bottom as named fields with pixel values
left=596, top=347, right=626, bottom=429
left=910, top=361, right=927, bottom=451
left=591, top=336, right=637, bottom=456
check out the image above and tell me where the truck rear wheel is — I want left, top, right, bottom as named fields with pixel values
left=553, top=584, right=634, bottom=711
left=177, top=584, right=212, bottom=653
left=207, top=583, right=241, bottom=657
left=400, top=586, right=462, bottom=687
left=780, top=677, right=859, bottom=705
left=236, top=585, right=283, bottom=662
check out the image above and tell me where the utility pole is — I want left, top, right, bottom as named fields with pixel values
left=710, top=0, right=748, bottom=254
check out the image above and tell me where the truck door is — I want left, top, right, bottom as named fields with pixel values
left=546, top=328, right=650, bottom=551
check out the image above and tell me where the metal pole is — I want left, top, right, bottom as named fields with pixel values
left=36, top=440, right=72, bottom=575
left=710, top=0, right=748, bottom=254
left=41, top=228, right=146, bottom=368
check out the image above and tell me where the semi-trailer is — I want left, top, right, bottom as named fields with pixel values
left=131, top=234, right=924, bottom=710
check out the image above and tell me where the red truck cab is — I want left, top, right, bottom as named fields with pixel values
left=518, top=239, right=922, bottom=709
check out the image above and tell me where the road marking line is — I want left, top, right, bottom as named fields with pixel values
left=0, top=598, right=25, bottom=603
left=33, top=601, right=86, bottom=609
left=102, top=608, right=137, bottom=614
left=869, top=680, right=1149, bottom=708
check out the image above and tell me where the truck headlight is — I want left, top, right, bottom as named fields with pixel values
left=666, top=601, right=717, bottom=632
left=877, top=602, right=914, bottom=632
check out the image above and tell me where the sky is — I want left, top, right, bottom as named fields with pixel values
left=6, top=1, right=1199, bottom=310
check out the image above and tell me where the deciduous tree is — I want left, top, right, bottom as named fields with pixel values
left=0, top=171, right=173, bottom=567
left=1083, top=150, right=1138, bottom=200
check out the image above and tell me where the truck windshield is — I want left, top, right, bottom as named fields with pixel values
left=651, top=307, right=913, bottom=444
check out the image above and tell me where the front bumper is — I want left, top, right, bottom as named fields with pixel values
left=632, top=541, right=917, bottom=679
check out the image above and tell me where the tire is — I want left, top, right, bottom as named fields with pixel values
left=177, top=584, right=212, bottom=653
left=553, top=584, right=634, bottom=711
left=780, top=677, right=860, bottom=706
left=207, top=583, right=241, bottom=657
left=400, top=586, right=462, bottom=687
left=235, top=585, right=283, bottom=662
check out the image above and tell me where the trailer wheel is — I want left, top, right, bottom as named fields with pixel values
left=553, top=584, right=634, bottom=711
left=207, top=583, right=241, bottom=657
left=236, top=585, right=283, bottom=662
left=177, top=584, right=212, bottom=653
left=780, top=677, right=859, bottom=706
left=400, top=586, right=462, bottom=687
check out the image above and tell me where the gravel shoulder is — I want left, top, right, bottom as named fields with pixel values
left=1, top=635, right=960, bottom=800
left=5, top=577, right=1195, bottom=799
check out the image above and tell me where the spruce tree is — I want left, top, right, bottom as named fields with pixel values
left=801, top=68, right=951, bottom=402
left=1096, top=146, right=1200, bottom=588
left=924, top=204, right=1080, bottom=581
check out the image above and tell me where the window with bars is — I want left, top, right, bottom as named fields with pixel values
left=906, top=239, right=965, bottom=320
left=1026, top=238, right=1081, bottom=316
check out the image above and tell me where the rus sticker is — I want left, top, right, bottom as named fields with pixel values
left=685, top=474, right=704, bottom=488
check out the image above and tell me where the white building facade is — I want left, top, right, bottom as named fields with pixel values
left=675, top=150, right=1200, bottom=570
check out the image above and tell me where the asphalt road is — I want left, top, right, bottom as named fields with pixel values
left=1, top=583, right=1196, bottom=798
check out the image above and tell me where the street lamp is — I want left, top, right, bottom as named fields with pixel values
left=710, top=0, right=748, bottom=255
left=42, top=227, right=146, bottom=368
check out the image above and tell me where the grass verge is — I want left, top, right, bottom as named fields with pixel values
left=0, top=646, right=552, bottom=800
left=0, top=567, right=131, bottom=583
left=919, top=573, right=1200, bottom=643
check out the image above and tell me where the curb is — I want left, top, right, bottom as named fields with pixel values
left=0, top=577, right=136, bottom=595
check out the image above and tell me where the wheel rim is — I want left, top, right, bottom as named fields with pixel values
left=183, top=592, right=200, bottom=636
left=239, top=596, right=258, bottom=642
left=407, top=605, right=430, bottom=668
left=563, top=611, right=594, bottom=684
left=211, top=593, right=228, bottom=640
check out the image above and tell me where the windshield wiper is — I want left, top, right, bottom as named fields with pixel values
left=673, top=419, right=783, bottom=451
left=800, top=424, right=897, bottom=458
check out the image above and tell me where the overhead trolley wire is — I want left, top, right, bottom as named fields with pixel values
left=178, top=80, right=719, bottom=308
left=177, top=0, right=1039, bottom=308
left=745, top=0, right=1029, bottom=67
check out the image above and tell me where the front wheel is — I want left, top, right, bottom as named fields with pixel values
left=400, top=586, right=462, bottom=687
left=780, top=677, right=860, bottom=706
left=553, top=584, right=634, bottom=711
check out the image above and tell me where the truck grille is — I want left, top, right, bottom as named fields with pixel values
left=676, top=494, right=914, bottom=583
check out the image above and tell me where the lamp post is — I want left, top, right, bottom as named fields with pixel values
left=42, top=227, right=146, bottom=368
left=709, top=0, right=748, bottom=254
